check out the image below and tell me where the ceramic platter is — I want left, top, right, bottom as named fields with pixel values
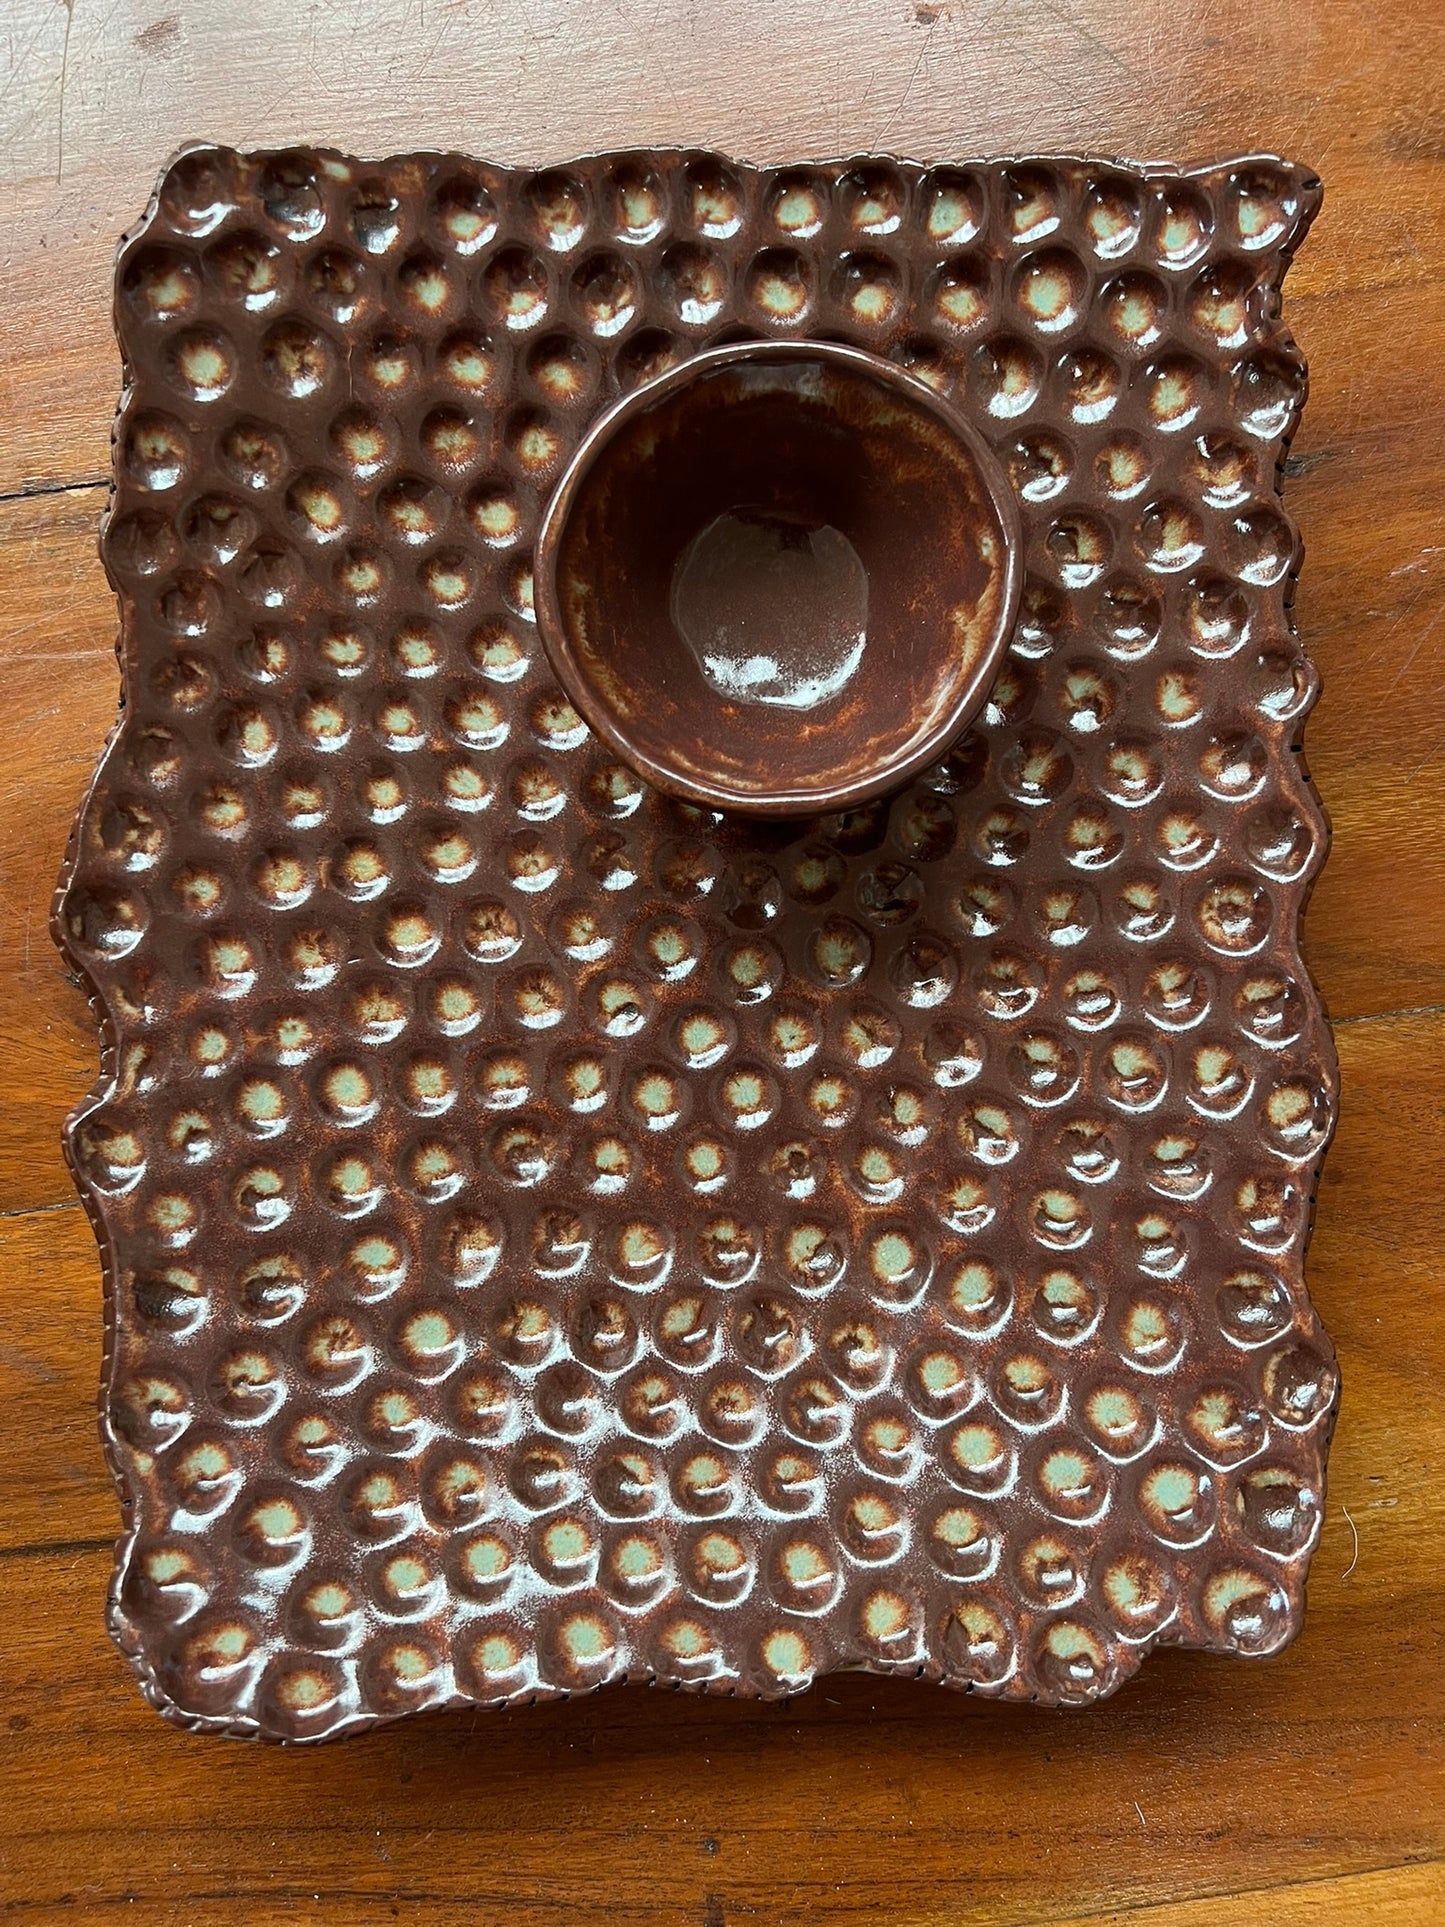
left=55, top=146, right=1338, bottom=1740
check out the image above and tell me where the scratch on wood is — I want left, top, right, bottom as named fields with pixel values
left=874, top=13, right=938, bottom=146
left=55, top=0, right=74, bottom=183
left=1282, top=448, right=1337, bottom=478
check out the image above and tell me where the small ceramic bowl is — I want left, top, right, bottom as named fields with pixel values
left=535, top=340, right=1020, bottom=816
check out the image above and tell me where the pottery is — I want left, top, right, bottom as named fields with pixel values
left=535, top=340, right=1020, bottom=813
left=55, top=145, right=1337, bottom=1741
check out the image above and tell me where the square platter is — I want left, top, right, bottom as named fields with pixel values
left=55, top=145, right=1339, bottom=1740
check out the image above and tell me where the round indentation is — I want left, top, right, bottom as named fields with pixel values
left=928, top=1501, right=998, bottom=1580
left=614, top=329, right=681, bottom=393
left=1054, top=1116, right=1120, bottom=1184
left=572, top=251, right=638, bottom=337
left=1237, top=1200, right=1304, bottom=1293
left=398, top=250, right=453, bottom=320
left=1169, top=1354, right=1266, bottom=1459
left=296, top=307, right=361, bottom=392
left=1191, top=432, right=1256, bottom=507
left=992, top=1351, right=1063, bottom=1431
left=167, top=327, right=236, bottom=402
left=1184, top=1039, right=1252, bottom=1118
left=1099, top=737, right=1163, bottom=806
left=1261, top=1341, right=1337, bottom=1429
left=839, top=163, right=904, bottom=234
left=1017, top=1533, right=1085, bottom=1610
left=1229, top=164, right=1305, bottom=252
left=1140, top=352, right=1208, bottom=433
left=1096, top=577, right=1162, bottom=659
left=1196, top=877, right=1272, bottom=954
left=261, top=318, right=332, bottom=398
left=999, top=165, right=1058, bottom=244
left=1146, top=1128, right=1212, bottom=1198
left=671, top=1448, right=737, bottom=1518
left=922, top=167, right=983, bottom=246
left=880, top=931, right=951, bottom=1008
left=690, top=1216, right=757, bottom=1289
left=836, top=1487, right=905, bottom=1564
left=772, top=1220, right=841, bottom=1295
left=524, top=169, right=588, bottom=253
left=1056, top=346, right=1121, bottom=424
left=776, top=1371, right=845, bottom=1450
left=973, top=949, right=1044, bottom=1018
left=746, top=247, right=811, bottom=323
left=1013, top=248, right=1085, bottom=333
left=932, top=256, right=989, bottom=336
left=1098, top=1034, right=1168, bottom=1111
left=1006, top=431, right=1072, bottom=505
left=1082, top=1382, right=1156, bottom=1461
left=1132, top=1205, right=1188, bottom=1278
left=433, top=326, right=494, bottom=396
left=1028, top=1264, right=1098, bottom=1338
left=236, top=1488, right=309, bottom=1568
left=1138, top=1458, right=1215, bottom=1545
left=1233, top=347, right=1305, bottom=438
left=1115, top=1290, right=1187, bottom=1373
left=1100, top=272, right=1167, bottom=349
left=430, top=169, right=498, bottom=253
left=998, top=728, right=1074, bottom=805
left=364, top=329, right=420, bottom=396
left=1234, top=974, right=1306, bottom=1048
left=1059, top=801, right=1122, bottom=873
left=1006, top=1032, right=1081, bottom=1107
left=942, top=1597, right=1016, bottom=1687
left=1096, top=434, right=1152, bottom=501
left=595, top=159, right=664, bottom=245
left=1227, top=505, right=1296, bottom=587
left=122, top=411, right=192, bottom=492
left=1100, top=1547, right=1176, bottom=1640
left=654, top=242, right=727, bottom=326
left=1137, top=499, right=1206, bottom=574
left=124, top=244, right=202, bottom=323
left=944, top=1417, right=1015, bottom=1496
left=857, top=1407, right=921, bottom=1482
left=837, top=251, right=902, bottom=328
left=544, top=1607, right=620, bottom=1689
left=770, top=1535, right=841, bottom=1615
left=1234, top=1465, right=1321, bottom=1557
left=1152, top=184, right=1213, bottom=268
left=768, top=169, right=828, bottom=240
left=484, top=248, right=550, bottom=330
left=258, top=154, right=327, bottom=239
left=971, top=335, right=1044, bottom=419
left=159, top=150, right=235, bottom=235
left=1082, top=172, right=1143, bottom=258
left=758, top=1625, right=813, bottom=1689
left=1198, top=1568, right=1296, bottom=1664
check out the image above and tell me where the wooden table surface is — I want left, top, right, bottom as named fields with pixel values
left=2, top=1, right=1443, bottom=1920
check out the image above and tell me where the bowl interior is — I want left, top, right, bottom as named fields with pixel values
left=538, top=342, right=1019, bottom=815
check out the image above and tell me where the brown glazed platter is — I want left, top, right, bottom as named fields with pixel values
left=54, top=144, right=1339, bottom=1742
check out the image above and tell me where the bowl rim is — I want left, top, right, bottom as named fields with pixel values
left=533, top=336, right=1022, bottom=817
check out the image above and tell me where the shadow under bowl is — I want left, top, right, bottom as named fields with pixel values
left=535, top=339, right=1021, bottom=817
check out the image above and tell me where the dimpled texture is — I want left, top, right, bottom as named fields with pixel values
left=56, top=146, right=1337, bottom=1740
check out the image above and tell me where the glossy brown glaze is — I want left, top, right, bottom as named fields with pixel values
left=54, top=144, right=1335, bottom=1742
left=536, top=341, right=1020, bottom=813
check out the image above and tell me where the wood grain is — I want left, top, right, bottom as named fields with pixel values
left=1, top=0, right=1442, bottom=1919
